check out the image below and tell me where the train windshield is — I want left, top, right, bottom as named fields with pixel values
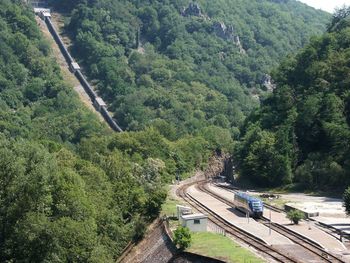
left=252, top=201, right=262, bottom=210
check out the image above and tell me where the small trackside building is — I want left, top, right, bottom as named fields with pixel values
left=180, top=213, right=208, bottom=232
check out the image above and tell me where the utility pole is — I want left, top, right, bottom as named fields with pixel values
left=269, top=209, right=272, bottom=235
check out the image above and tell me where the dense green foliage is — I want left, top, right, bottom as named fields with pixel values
left=0, top=1, right=104, bottom=142
left=173, top=226, right=192, bottom=251
left=235, top=7, right=350, bottom=190
left=0, top=0, right=334, bottom=261
left=0, top=1, right=221, bottom=261
left=286, top=210, right=304, bottom=224
left=49, top=0, right=329, bottom=139
left=343, top=187, right=350, bottom=214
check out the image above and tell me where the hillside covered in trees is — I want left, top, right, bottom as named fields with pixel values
left=0, top=0, right=339, bottom=261
left=0, top=1, right=223, bottom=261
left=235, top=7, right=350, bottom=190
left=49, top=0, right=329, bottom=139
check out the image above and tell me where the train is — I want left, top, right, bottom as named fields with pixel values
left=233, top=192, right=263, bottom=218
left=43, top=14, right=123, bottom=132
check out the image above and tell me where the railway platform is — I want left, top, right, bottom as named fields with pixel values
left=207, top=184, right=348, bottom=255
left=316, top=216, right=350, bottom=235
left=187, top=185, right=293, bottom=245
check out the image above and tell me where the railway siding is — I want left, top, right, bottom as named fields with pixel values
left=208, top=183, right=347, bottom=253
left=204, top=183, right=348, bottom=262
left=187, top=185, right=293, bottom=246
left=177, top=179, right=349, bottom=262
left=177, top=181, right=301, bottom=262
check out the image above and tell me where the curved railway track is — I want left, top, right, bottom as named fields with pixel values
left=196, top=181, right=346, bottom=263
left=176, top=181, right=300, bottom=263
left=213, top=183, right=284, bottom=213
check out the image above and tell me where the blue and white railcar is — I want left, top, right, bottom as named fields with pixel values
left=234, top=192, right=263, bottom=218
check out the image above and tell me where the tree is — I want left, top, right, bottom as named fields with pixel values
left=132, top=214, right=147, bottom=242
left=328, top=6, right=350, bottom=32
left=238, top=126, right=291, bottom=186
left=286, top=210, right=305, bottom=224
left=343, top=187, right=350, bottom=215
left=173, top=226, right=191, bottom=251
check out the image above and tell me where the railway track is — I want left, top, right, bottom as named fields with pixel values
left=213, top=183, right=284, bottom=212
left=176, top=181, right=300, bottom=263
left=197, top=181, right=346, bottom=263
left=41, top=13, right=123, bottom=132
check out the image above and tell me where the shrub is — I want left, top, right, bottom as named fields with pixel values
left=173, top=226, right=191, bottom=251
left=286, top=209, right=305, bottom=224
left=343, top=187, right=350, bottom=215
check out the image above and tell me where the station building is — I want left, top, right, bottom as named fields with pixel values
left=176, top=204, right=208, bottom=232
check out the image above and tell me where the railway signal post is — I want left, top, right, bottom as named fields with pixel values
left=269, top=209, right=272, bottom=235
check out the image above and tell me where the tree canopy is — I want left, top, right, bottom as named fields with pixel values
left=0, top=0, right=335, bottom=261
left=235, top=6, right=350, bottom=190
left=0, top=1, right=223, bottom=261
left=50, top=0, right=329, bottom=139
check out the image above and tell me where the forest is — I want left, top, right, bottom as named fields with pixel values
left=235, top=7, right=350, bottom=190
left=0, top=0, right=342, bottom=261
left=0, top=1, right=224, bottom=261
left=49, top=0, right=329, bottom=139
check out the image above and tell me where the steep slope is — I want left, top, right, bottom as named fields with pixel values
left=49, top=0, right=329, bottom=138
left=235, top=7, right=350, bottom=190
left=0, top=1, right=224, bottom=262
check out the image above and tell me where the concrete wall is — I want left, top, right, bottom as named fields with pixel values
left=170, top=252, right=225, bottom=263
left=182, top=218, right=207, bottom=232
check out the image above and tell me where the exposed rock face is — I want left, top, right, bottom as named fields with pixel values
left=234, top=35, right=245, bottom=54
left=212, top=21, right=245, bottom=54
left=227, top=25, right=235, bottom=39
left=262, top=74, right=276, bottom=91
left=181, top=3, right=245, bottom=54
left=213, top=21, right=227, bottom=39
left=182, top=2, right=203, bottom=17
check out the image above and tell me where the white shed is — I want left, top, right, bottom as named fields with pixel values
left=180, top=213, right=208, bottom=232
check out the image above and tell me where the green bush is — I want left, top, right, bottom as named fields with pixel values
left=173, top=226, right=191, bottom=251
left=286, top=209, right=305, bottom=224
left=343, top=187, right=350, bottom=215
